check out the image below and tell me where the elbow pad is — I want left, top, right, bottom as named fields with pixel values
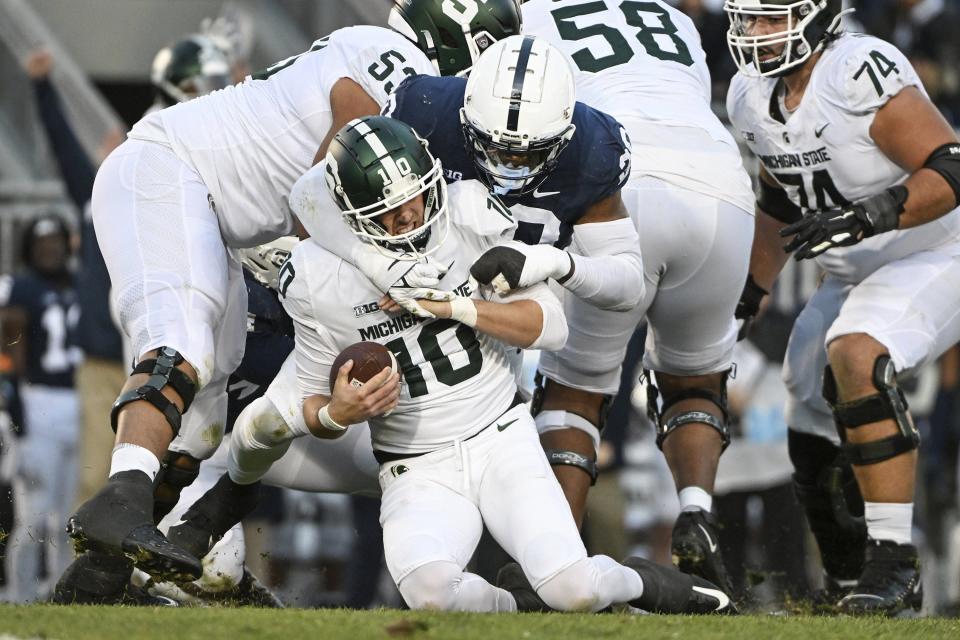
left=562, top=218, right=644, bottom=311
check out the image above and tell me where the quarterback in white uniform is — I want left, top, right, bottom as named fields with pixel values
left=726, top=0, right=960, bottom=615
left=175, top=115, right=732, bottom=614
left=520, top=0, right=755, bottom=594
left=67, top=0, right=522, bottom=585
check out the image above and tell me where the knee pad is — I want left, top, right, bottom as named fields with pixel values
left=532, top=372, right=607, bottom=485
left=153, top=452, right=201, bottom=523
left=398, top=562, right=461, bottom=611
left=111, top=346, right=197, bottom=436
left=645, top=370, right=731, bottom=451
left=788, top=430, right=865, bottom=581
left=536, top=558, right=600, bottom=612
left=822, top=355, right=920, bottom=466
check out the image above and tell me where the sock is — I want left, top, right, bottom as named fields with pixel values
left=109, top=443, right=161, bottom=481
left=678, top=486, right=712, bottom=513
left=864, top=501, right=913, bottom=545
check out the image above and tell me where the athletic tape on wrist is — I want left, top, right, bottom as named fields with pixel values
left=317, top=405, right=347, bottom=432
left=449, top=296, right=478, bottom=328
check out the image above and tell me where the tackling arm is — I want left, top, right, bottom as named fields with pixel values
left=470, top=192, right=644, bottom=311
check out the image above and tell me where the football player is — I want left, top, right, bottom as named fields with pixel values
left=0, top=216, right=81, bottom=602
left=725, top=0, right=960, bottom=615
left=518, top=0, right=756, bottom=596
left=299, top=35, right=646, bottom=536
left=66, top=0, right=522, bottom=584
left=176, top=115, right=732, bottom=614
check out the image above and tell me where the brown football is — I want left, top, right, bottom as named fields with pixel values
left=329, top=341, right=397, bottom=394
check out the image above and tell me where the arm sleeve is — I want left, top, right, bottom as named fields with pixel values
left=489, top=281, right=568, bottom=352
left=562, top=217, right=645, bottom=312
left=32, top=78, right=96, bottom=209
left=277, top=251, right=338, bottom=399
left=289, top=160, right=366, bottom=264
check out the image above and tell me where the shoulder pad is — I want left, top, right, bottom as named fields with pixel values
left=823, top=35, right=921, bottom=115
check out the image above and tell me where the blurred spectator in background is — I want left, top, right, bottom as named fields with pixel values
left=22, top=49, right=127, bottom=511
left=855, top=0, right=960, bottom=125
left=0, top=214, right=80, bottom=602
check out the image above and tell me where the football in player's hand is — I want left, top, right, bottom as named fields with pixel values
left=330, top=341, right=397, bottom=394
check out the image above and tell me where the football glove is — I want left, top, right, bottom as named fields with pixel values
left=354, top=242, right=449, bottom=293
left=470, top=241, right=573, bottom=295
left=735, top=274, right=768, bottom=342
left=780, top=186, right=907, bottom=260
left=388, top=286, right=456, bottom=319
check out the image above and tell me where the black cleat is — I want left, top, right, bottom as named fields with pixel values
left=623, top=556, right=735, bottom=614
left=52, top=552, right=178, bottom=606
left=838, top=539, right=922, bottom=616
left=167, top=473, right=261, bottom=559
left=496, top=562, right=551, bottom=612
left=671, top=510, right=736, bottom=597
left=67, top=470, right=202, bottom=582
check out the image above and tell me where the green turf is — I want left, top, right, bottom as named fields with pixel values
left=0, top=606, right=958, bottom=640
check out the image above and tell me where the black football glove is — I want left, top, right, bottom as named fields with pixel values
left=779, top=186, right=907, bottom=260
left=735, top=274, right=768, bottom=342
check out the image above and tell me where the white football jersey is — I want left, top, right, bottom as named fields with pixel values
left=128, top=26, right=436, bottom=248
left=281, top=179, right=535, bottom=455
left=522, top=0, right=753, bottom=213
left=728, top=33, right=960, bottom=283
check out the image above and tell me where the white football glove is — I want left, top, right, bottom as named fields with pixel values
left=388, top=287, right=456, bottom=318
left=470, top=241, right=573, bottom=295
left=353, top=242, right=450, bottom=293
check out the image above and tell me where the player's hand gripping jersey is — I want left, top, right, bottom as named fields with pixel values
left=128, top=26, right=435, bottom=247
left=522, top=0, right=754, bottom=214
left=280, top=179, right=561, bottom=456
left=728, top=33, right=960, bottom=283
left=385, top=74, right=630, bottom=246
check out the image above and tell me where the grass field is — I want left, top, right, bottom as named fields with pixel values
left=1, top=606, right=959, bottom=640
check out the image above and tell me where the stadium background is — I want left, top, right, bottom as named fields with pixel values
left=0, top=0, right=958, bottom=617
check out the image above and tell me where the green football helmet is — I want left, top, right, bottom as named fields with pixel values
left=151, top=34, right=231, bottom=106
left=388, top=0, right=523, bottom=76
left=325, top=116, right=448, bottom=259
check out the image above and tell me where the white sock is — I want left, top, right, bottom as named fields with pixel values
left=678, top=486, right=712, bottom=513
left=109, top=443, right=161, bottom=481
left=864, top=501, right=913, bottom=545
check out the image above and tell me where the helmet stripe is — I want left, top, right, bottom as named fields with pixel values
left=352, top=119, right=405, bottom=184
left=506, top=35, right=535, bottom=132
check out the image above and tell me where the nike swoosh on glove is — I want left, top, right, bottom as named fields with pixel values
left=470, top=241, right=573, bottom=295
left=353, top=242, right=449, bottom=293
left=389, top=286, right=456, bottom=318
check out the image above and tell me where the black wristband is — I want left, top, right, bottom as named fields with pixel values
left=736, top=274, right=768, bottom=320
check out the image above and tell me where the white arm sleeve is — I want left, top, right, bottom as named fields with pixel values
left=561, top=217, right=644, bottom=312
left=491, top=281, right=568, bottom=352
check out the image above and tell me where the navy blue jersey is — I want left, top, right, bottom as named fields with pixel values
left=0, top=272, right=80, bottom=388
left=225, top=269, right=295, bottom=430
left=386, top=75, right=631, bottom=247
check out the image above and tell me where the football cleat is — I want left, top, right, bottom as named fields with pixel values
left=67, top=470, right=202, bottom=582
left=671, top=510, right=737, bottom=598
left=496, top=562, right=551, bottom=612
left=233, top=568, right=285, bottom=608
left=623, top=556, right=735, bottom=615
left=838, top=539, right=922, bottom=616
left=52, top=552, right=178, bottom=606
left=167, top=473, right=262, bottom=559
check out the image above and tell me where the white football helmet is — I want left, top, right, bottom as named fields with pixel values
left=238, top=236, right=298, bottom=290
left=725, top=0, right=851, bottom=78
left=460, top=35, right=576, bottom=196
